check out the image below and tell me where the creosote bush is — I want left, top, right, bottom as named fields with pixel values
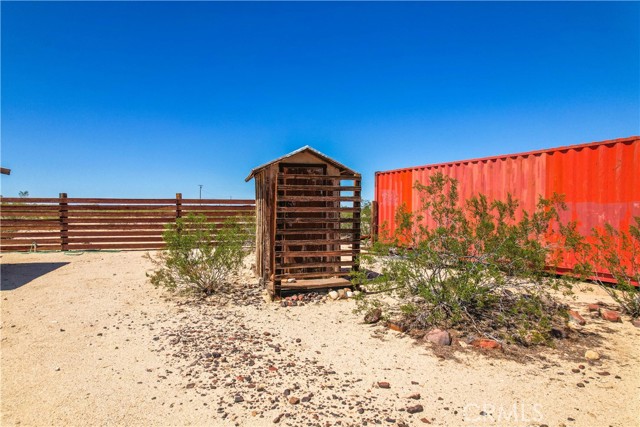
left=353, top=172, right=576, bottom=346
left=563, top=217, right=640, bottom=319
left=147, top=213, right=254, bottom=296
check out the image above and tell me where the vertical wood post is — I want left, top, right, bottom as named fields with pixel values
left=59, top=193, right=68, bottom=251
left=353, top=176, right=361, bottom=272
left=176, top=193, right=182, bottom=219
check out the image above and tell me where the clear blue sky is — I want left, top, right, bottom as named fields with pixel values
left=2, top=2, right=638, bottom=201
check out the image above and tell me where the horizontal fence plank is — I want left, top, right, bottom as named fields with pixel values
left=0, top=244, right=62, bottom=251
left=0, top=198, right=60, bottom=203
left=66, top=217, right=177, bottom=224
left=0, top=231, right=62, bottom=238
left=1, top=205, right=60, bottom=212
left=66, top=243, right=166, bottom=250
left=1, top=220, right=60, bottom=227
left=67, top=236, right=164, bottom=244
left=1, top=238, right=61, bottom=244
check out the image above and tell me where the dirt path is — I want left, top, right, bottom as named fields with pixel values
left=1, top=251, right=639, bottom=426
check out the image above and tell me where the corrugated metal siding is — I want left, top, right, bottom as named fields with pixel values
left=375, top=136, right=640, bottom=276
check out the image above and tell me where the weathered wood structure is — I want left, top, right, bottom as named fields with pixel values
left=246, top=146, right=361, bottom=295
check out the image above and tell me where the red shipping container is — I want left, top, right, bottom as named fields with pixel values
left=374, top=136, right=640, bottom=281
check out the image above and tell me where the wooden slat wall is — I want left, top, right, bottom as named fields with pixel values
left=273, top=171, right=361, bottom=283
left=0, top=194, right=255, bottom=252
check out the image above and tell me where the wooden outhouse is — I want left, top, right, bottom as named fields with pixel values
left=246, top=146, right=361, bottom=295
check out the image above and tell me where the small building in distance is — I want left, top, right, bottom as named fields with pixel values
left=246, top=146, right=361, bottom=295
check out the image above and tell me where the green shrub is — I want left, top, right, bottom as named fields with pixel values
left=353, top=172, right=573, bottom=345
left=147, top=213, right=254, bottom=296
left=591, top=218, right=640, bottom=318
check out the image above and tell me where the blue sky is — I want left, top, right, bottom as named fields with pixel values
left=2, top=2, right=638, bottom=200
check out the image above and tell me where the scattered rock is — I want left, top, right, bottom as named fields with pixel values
left=328, top=291, right=339, bottom=300
left=600, top=310, right=622, bottom=323
left=408, top=393, right=421, bottom=400
left=387, top=322, right=406, bottom=333
left=471, top=339, right=501, bottom=350
left=425, top=329, right=451, bottom=346
left=597, top=371, right=610, bottom=376
left=585, top=350, right=600, bottom=361
left=234, top=394, right=244, bottom=403
left=364, top=308, right=382, bottom=324
left=587, top=303, right=601, bottom=312
left=186, top=383, right=196, bottom=389
left=550, top=327, right=569, bottom=339
left=377, top=381, right=391, bottom=389
left=346, top=291, right=354, bottom=298
left=273, top=414, right=283, bottom=423
left=337, top=289, right=347, bottom=299
left=288, top=396, right=300, bottom=405
left=576, top=383, right=585, bottom=388
left=407, top=404, right=424, bottom=414
left=286, top=278, right=296, bottom=283
left=420, top=417, right=431, bottom=424
left=567, top=310, right=586, bottom=326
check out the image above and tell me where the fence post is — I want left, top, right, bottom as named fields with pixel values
left=176, top=193, right=182, bottom=219
left=59, top=193, right=68, bottom=251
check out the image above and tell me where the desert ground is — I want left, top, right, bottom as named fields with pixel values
left=1, top=251, right=639, bottom=427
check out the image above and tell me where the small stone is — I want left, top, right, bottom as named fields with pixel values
left=288, top=396, right=300, bottom=405
left=273, top=414, right=282, bottom=424
left=571, top=368, right=580, bottom=373
left=257, top=384, right=266, bottom=392
left=377, top=381, right=391, bottom=389
left=576, top=383, right=585, bottom=388
left=337, top=289, right=346, bottom=299
left=425, top=329, right=451, bottom=346
left=328, top=291, right=339, bottom=300
left=567, top=310, right=586, bottom=326
left=54, top=367, right=60, bottom=371
left=346, top=291, right=354, bottom=298
left=587, top=303, right=601, bottom=312
left=364, top=308, right=382, bottom=324
left=407, top=404, right=424, bottom=414
left=584, top=350, right=600, bottom=360
left=234, top=394, right=244, bottom=403
left=408, top=393, right=421, bottom=400
left=550, top=327, right=568, bottom=339
left=186, top=383, right=196, bottom=389
left=632, top=319, right=640, bottom=328
left=387, top=322, right=405, bottom=332
left=287, top=278, right=296, bottom=283
left=471, top=339, right=501, bottom=350
left=600, top=310, right=622, bottom=322
left=420, top=418, right=431, bottom=424
left=597, top=371, right=610, bottom=376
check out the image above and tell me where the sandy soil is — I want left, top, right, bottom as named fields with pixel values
left=1, top=251, right=639, bottom=427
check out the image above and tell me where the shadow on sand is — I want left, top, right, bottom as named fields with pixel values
left=1, top=262, right=70, bottom=291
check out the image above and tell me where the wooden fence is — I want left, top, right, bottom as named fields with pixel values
left=0, top=194, right=255, bottom=252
